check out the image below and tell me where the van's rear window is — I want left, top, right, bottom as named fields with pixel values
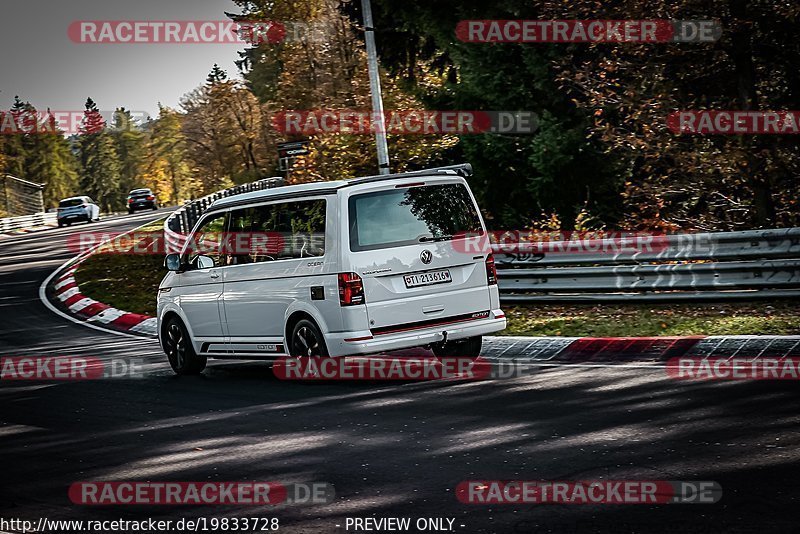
left=348, top=183, right=483, bottom=251
left=59, top=199, right=83, bottom=208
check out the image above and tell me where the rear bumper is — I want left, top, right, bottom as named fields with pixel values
left=326, top=309, right=506, bottom=357
left=129, top=201, right=156, bottom=210
left=57, top=213, right=89, bottom=222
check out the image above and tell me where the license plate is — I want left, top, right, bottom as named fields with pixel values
left=404, top=269, right=451, bottom=288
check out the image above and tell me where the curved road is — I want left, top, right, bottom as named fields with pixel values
left=1, top=213, right=799, bottom=533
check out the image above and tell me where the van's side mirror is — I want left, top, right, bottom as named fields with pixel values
left=164, top=253, right=182, bottom=272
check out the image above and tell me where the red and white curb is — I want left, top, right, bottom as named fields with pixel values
left=49, top=264, right=157, bottom=336
left=39, top=219, right=160, bottom=339
left=0, top=222, right=59, bottom=237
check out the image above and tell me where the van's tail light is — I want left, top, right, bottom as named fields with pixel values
left=147, top=195, right=155, bottom=201
left=128, top=198, right=134, bottom=204
left=485, top=254, right=498, bottom=285
left=338, top=272, right=365, bottom=306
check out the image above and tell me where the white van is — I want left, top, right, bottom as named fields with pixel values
left=158, top=164, right=506, bottom=375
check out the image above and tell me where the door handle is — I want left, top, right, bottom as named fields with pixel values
left=210, top=272, right=220, bottom=279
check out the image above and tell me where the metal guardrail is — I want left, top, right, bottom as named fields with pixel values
left=164, top=178, right=284, bottom=253
left=0, top=212, right=57, bottom=233
left=493, top=228, right=800, bottom=302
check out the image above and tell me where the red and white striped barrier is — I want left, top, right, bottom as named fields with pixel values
left=50, top=262, right=157, bottom=336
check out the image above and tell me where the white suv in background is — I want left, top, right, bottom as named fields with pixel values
left=57, top=196, right=101, bottom=227
left=158, top=164, right=506, bottom=375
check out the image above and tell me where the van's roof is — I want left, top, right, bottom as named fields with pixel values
left=210, top=163, right=472, bottom=210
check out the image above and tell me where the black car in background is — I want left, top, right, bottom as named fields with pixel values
left=127, top=188, right=158, bottom=214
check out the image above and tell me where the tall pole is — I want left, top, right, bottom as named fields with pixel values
left=361, top=0, right=390, bottom=174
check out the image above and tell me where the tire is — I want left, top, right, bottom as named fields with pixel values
left=57, top=222, right=63, bottom=228
left=432, top=335, right=482, bottom=358
left=290, top=319, right=329, bottom=357
left=162, top=316, right=206, bottom=375
left=128, top=208, right=134, bottom=214
left=152, top=205, right=158, bottom=211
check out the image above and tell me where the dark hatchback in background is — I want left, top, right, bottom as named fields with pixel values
left=127, top=188, right=159, bottom=213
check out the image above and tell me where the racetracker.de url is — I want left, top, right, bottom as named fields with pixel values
left=0, top=516, right=281, bottom=532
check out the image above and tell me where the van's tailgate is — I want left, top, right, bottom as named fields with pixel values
left=355, top=244, right=491, bottom=331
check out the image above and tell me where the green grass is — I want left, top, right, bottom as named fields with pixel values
left=72, top=219, right=166, bottom=316
left=503, top=302, right=800, bottom=337
left=73, top=221, right=800, bottom=335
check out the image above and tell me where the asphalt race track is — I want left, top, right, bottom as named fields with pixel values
left=1, top=213, right=799, bottom=533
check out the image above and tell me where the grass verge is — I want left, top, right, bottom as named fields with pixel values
left=503, top=302, right=800, bottom=337
left=72, top=219, right=165, bottom=316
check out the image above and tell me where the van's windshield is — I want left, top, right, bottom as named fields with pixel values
left=348, top=182, right=484, bottom=251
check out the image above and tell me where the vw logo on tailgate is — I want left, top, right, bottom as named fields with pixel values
left=420, top=250, right=433, bottom=264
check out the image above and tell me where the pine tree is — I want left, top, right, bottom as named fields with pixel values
left=3, top=96, right=34, bottom=178
left=206, top=64, right=228, bottom=85
left=78, top=98, right=122, bottom=212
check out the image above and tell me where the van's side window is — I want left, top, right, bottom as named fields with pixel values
left=187, top=212, right=227, bottom=267
left=228, top=199, right=326, bottom=264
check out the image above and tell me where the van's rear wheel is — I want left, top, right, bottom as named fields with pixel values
left=290, top=319, right=329, bottom=357
left=433, top=335, right=482, bottom=358
left=162, top=317, right=206, bottom=375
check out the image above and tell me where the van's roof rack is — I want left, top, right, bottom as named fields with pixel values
left=207, top=163, right=474, bottom=212
left=345, top=163, right=473, bottom=187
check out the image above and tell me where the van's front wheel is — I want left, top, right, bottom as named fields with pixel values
left=290, top=319, right=329, bottom=357
left=162, top=317, right=206, bottom=375
left=433, top=335, right=482, bottom=358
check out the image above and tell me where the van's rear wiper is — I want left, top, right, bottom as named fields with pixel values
left=418, top=234, right=453, bottom=242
